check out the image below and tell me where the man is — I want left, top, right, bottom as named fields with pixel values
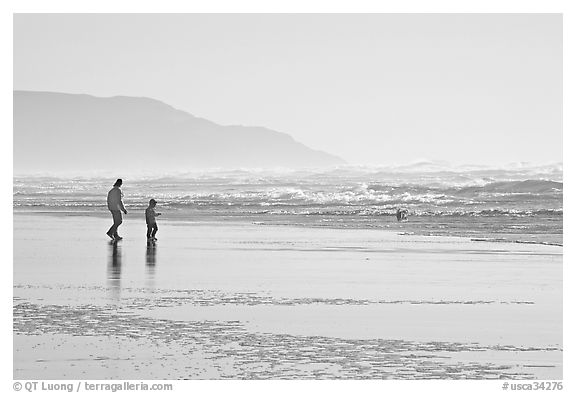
left=106, top=179, right=128, bottom=240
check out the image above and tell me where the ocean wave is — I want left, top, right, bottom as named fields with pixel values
left=455, top=180, right=562, bottom=195
left=13, top=176, right=562, bottom=217
left=256, top=208, right=563, bottom=217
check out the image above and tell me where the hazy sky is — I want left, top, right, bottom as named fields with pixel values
left=14, top=13, right=562, bottom=166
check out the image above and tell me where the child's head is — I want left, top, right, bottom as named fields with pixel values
left=149, top=198, right=157, bottom=207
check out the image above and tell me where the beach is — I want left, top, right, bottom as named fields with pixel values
left=13, top=212, right=562, bottom=379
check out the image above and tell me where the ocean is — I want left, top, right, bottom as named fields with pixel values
left=13, top=163, right=563, bottom=245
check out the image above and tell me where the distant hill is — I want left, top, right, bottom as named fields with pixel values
left=13, top=91, right=345, bottom=174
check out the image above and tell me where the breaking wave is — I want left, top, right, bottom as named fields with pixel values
left=13, top=167, right=563, bottom=245
left=14, top=176, right=562, bottom=219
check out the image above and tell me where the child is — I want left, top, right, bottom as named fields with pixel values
left=145, top=199, right=161, bottom=241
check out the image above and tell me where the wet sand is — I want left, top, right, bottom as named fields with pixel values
left=13, top=213, right=562, bottom=379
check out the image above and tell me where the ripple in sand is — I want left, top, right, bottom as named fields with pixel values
left=13, top=301, right=559, bottom=379
left=14, top=284, right=535, bottom=310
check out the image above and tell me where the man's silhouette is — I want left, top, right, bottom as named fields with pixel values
left=106, top=179, right=128, bottom=240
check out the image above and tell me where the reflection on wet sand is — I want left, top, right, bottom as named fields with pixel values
left=146, top=241, right=157, bottom=289
left=107, top=241, right=121, bottom=299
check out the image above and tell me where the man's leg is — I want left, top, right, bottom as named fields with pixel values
left=151, top=224, right=158, bottom=239
left=107, top=211, right=118, bottom=239
left=112, top=210, right=123, bottom=238
left=147, top=225, right=152, bottom=239
left=107, top=223, right=116, bottom=238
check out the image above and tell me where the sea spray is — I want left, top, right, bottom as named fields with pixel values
left=13, top=166, right=563, bottom=244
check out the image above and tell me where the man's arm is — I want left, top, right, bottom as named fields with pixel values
left=118, top=190, right=127, bottom=214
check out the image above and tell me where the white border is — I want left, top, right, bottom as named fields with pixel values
left=3, top=2, right=572, bottom=392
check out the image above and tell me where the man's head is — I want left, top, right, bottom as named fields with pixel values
left=149, top=198, right=157, bottom=207
left=113, top=179, right=123, bottom=187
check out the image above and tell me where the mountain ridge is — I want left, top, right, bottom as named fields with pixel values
left=13, top=90, right=345, bottom=174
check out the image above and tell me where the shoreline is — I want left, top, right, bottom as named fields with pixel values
left=13, top=209, right=564, bottom=247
